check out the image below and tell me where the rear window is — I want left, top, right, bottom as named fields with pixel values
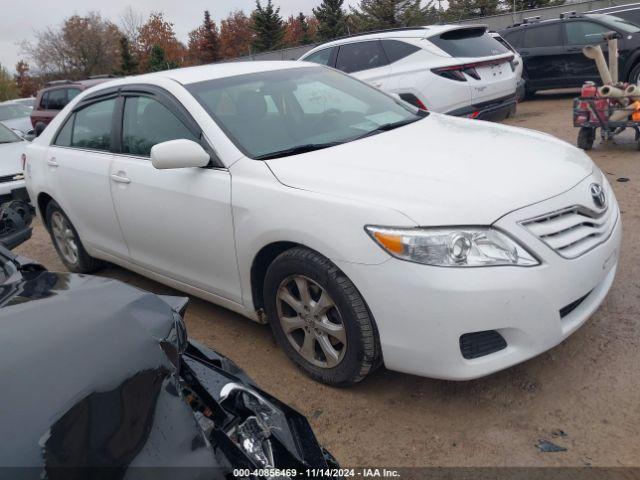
left=429, top=28, right=508, bottom=58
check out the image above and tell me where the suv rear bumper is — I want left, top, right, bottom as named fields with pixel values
left=447, top=93, right=517, bottom=121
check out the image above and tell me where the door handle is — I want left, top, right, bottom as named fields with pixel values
left=110, top=173, right=131, bottom=184
left=47, top=158, right=58, bottom=167
left=370, top=82, right=383, bottom=88
left=567, top=47, right=583, bottom=52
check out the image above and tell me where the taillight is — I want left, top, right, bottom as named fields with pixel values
left=432, top=66, right=467, bottom=82
left=432, top=55, right=514, bottom=82
left=468, top=111, right=480, bottom=119
left=21, top=153, right=27, bottom=171
left=462, top=67, right=480, bottom=80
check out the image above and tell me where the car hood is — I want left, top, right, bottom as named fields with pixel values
left=266, top=113, right=593, bottom=225
left=0, top=140, right=26, bottom=177
left=0, top=254, right=332, bottom=474
left=1, top=116, right=32, bottom=134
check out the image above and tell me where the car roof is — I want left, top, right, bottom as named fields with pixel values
left=302, top=24, right=487, bottom=52
left=92, top=61, right=317, bottom=89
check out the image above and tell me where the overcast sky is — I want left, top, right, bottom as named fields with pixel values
left=1, top=0, right=363, bottom=74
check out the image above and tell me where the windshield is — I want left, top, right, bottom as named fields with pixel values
left=186, top=66, right=423, bottom=159
left=0, top=124, right=20, bottom=143
left=0, top=104, right=32, bottom=121
left=590, top=14, right=640, bottom=33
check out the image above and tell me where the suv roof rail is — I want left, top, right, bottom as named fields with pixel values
left=328, top=26, right=430, bottom=43
left=45, top=79, right=73, bottom=87
left=559, top=10, right=580, bottom=19
left=87, top=74, right=118, bottom=79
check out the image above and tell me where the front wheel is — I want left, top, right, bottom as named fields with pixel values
left=628, top=63, right=640, bottom=84
left=263, top=247, right=380, bottom=386
left=45, top=201, right=104, bottom=273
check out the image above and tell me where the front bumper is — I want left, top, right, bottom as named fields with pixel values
left=336, top=176, right=621, bottom=380
left=447, top=93, right=517, bottom=121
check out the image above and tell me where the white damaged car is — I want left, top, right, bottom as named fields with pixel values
left=25, top=62, right=620, bottom=385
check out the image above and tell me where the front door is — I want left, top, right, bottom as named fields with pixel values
left=563, top=20, right=612, bottom=85
left=109, top=93, right=241, bottom=302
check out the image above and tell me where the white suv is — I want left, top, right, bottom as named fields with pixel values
left=299, top=25, right=518, bottom=120
left=25, top=62, right=620, bottom=385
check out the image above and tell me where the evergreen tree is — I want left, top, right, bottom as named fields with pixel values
left=445, top=0, right=499, bottom=21
left=298, top=12, right=314, bottom=45
left=118, top=36, right=138, bottom=75
left=251, top=0, right=285, bottom=53
left=201, top=10, right=221, bottom=62
left=350, top=0, right=435, bottom=32
left=148, top=44, right=179, bottom=71
left=501, top=0, right=564, bottom=12
left=313, top=0, right=348, bottom=40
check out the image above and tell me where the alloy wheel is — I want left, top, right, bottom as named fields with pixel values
left=275, top=275, right=347, bottom=368
left=50, top=211, right=79, bottom=265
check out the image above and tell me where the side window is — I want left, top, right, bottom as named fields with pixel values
left=523, top=24, right=563, bottom=48
left=122, top=96, right=199, bottom=157
left=335, top=41, right=388, bottom=73
left=53, top=114, right=74, bottom=147
left=71, top=98, right=116, bottom=151
left=67, top=88, right=81, bottom=102
left=565, top=22, right=609, bottom=45
left=39, top=92, right=50, bottom=109
left=303, top=48, right=334, bottom=66
left=501, top=30, right=523, bottom=49
left=381, top=40, right=420, bottom=63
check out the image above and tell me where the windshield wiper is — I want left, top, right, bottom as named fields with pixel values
left=353, top=116, right=424, bottom=141
left=254, top=141, right=343, bottom=160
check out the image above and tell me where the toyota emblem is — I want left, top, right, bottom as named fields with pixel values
left=590, top=183, right=606, bottom=209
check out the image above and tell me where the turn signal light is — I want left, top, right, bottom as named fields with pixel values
left=372, top=231, right=404, bottom=254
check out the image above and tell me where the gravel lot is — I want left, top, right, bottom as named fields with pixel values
left=15, top=92, right=640, bottom=468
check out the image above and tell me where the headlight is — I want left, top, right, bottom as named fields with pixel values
left=365, top=226, right=539, bottom=267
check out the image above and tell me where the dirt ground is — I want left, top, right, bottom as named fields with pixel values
left=14, top=92, right=640, bottom=468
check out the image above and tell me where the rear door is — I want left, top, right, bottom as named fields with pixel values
left=563, top=20, right=611, bottom=85
left=517, top=23, right=567, bottom=90
left=334, top=40, right=393, bottom=90
left=46, top=95, right=129, bottom=258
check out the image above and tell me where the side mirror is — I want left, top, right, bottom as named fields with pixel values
left=34, top=122, right=46, bottom=137
left=150, top=139, right=210, bottom=170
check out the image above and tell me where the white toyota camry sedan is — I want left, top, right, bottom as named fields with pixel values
left=25, top=61, right=621, bottom=385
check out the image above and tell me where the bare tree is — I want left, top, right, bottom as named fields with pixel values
left=21, top=12, right=122, bottom=78
left=120, top=6, right=144, bottom=43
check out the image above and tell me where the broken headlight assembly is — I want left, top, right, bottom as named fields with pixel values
left=366, top=226, right=539, bottom=267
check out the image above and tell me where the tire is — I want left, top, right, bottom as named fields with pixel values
left=263, top=247, right=380, bottom=386
left=523, top=88, right=536, bottom=100
left=628, top=63, right=640, bottom=84
left=577, top=127, right=596, bottom=150
left=45, top=201, right=104, bottom=273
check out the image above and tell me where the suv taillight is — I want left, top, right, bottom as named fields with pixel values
left=432, top=55, right=514, bottom=82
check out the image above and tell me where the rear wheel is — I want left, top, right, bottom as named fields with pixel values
left=45, top=201, right=104, bottom=273
left=577, top=127, right=596, bottom=150
left=263, top=247, right=380, bottom=386
left=628, top=63, right=640, bottom=84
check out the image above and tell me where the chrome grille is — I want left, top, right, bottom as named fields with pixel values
left=522, top=205, right=617, bottom=259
